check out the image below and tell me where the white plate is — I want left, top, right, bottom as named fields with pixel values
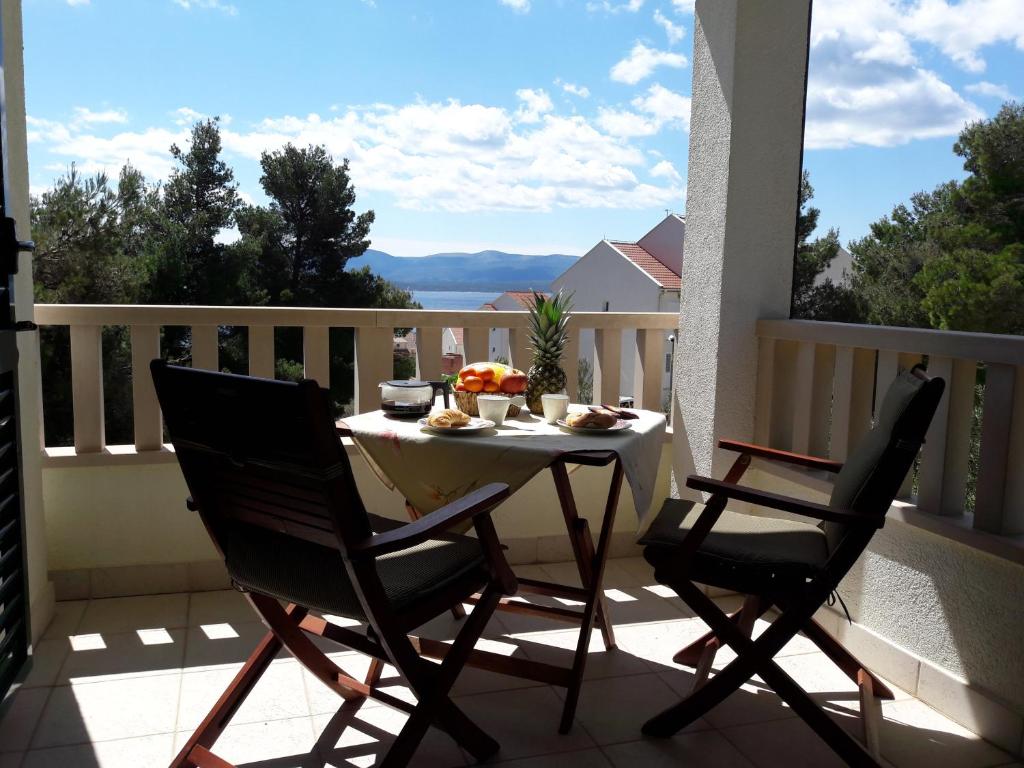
left=556, top=418, right=632, bottom=434
left=418, top=417, right=496, bottom=435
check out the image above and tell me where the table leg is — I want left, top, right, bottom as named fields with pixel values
left=550, top=458, right=624, bottom=733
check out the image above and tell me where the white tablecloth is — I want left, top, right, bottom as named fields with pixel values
left=341, top=406, right=666, bottom=532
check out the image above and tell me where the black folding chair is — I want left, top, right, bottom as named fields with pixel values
left=152, top=362, right=517, bottom=768
left=639, top=367, right=944, bottom=767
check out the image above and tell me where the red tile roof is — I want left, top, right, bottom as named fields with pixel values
left=501, top=290, right=548, bottom=309
left=479, top=302, right=497, bottom=311
left=608, top=241, right=681, bottom=289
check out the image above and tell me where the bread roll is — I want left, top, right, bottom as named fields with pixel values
left=427, top=408, right=471, bottom=428
left=566, top=410, right=617, bottom=429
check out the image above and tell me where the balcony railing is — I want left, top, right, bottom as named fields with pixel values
left=756, top=319, right=1024, bottom=537
left=33, top=304, right=678, bottom=457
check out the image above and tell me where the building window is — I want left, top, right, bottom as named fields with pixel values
left=603, top=301, right=610, bottom=312
left=665, top=353, right=671, bottom=373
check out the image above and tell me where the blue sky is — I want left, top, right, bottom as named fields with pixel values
left=21, top=0, right=1024, bottom=256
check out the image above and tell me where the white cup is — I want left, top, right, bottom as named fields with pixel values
left=541, top=393, right=570, bottom=424
left=477, top=395, right=512, bottom=426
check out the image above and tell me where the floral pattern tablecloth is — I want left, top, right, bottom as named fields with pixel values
left=340, top=406, right=667, bottom=532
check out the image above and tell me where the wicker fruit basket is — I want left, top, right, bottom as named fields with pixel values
left=454, top=390, right=523, bottom=418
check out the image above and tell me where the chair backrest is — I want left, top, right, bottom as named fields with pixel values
left=824, top=367, right=945, bottom=550
left=150, top=361, right=373, bottom=557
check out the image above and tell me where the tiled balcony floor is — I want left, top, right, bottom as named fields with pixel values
left=0, top=558, right=1018, bottom=768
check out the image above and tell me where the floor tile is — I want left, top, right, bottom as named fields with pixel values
left=508, top=625, right=652, bottom=681
left=180, top=715, right=316, bottom=766
left=57, top=628, right=185, bottom=684
left=0, top=688, right=51, bottom=753
left=186, top=589, right=255, bottom=627
left=31, top=674, right=181, bottom=748
left=493, top=748, right=612, bottom=767
left=182, top=620, right=285, bottom=672
left=452, top=686, right=595, bottom=760
left=603, top=730, right=757, bottom=767
left=20, top=640, right=70, bottom=689
left=559, top=673, right=710, bottom=746
left=720, top=717, right=848, bottom=768
left=658, top=668, right=793, bottom=730
left=76, top=594, right=189, bottom=635
left=178, top=660, right=309, bottom=731
left=313, top=707, right=468, bottom=767
left=303, top=652, right=394, bottom=716
left=40, top=601, right=87, bottom=641
left=21, top=733, right=174, bottom=768
left=878, top=699, right=1014, bottom=768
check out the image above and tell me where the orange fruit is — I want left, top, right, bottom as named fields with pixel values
left=483, top=380, right=500, bottom=392
left=463, top=376, right=484, bottom=393
left=478, top=367, right=495, bottom=381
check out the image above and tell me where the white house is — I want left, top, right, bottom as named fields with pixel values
left=551, top=213, right=684, bottom=408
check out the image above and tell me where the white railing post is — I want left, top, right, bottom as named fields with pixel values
left=633, top=328, right=663, bottom=411
left=303, top=326, right=330, bottom=387
left=753, top=337, right=775, bottom=446
left=414, top=327, right=442, bottom=381
left=917, top=357, right=975, bottom=517
left=564, top=322, right=581, bottom=402
left=463, top=327, right=488, bottom=366
left=975, top=364, right=1023, bottom=534
left=354, top=326, right=393, bottom=413
left=791, top=341, right=817, bottom=455
left=191, top=325, right=219, bottom=371
left=248, top=325, right=275, bottom=379
left=130, top=325, right=162, bottom=451
left=593, top=328, right=622, bottom=406
left=829, top=346, right=875, bottom=462
left=508, top=326, right=532, bottom=374
left=70, top=324, right=104, bottom=453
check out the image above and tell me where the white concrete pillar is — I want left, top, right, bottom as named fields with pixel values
left=672, top=0, right=811, bottom=492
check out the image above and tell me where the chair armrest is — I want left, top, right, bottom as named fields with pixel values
left=719, top=438, right=844, bottom=473
left=686, top=475, right=882, bottom=528
left=350, top=483, right=511, bottom=559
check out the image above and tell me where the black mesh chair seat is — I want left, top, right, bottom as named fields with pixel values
left=641, top=499, right=830, bottom=593
left=224, top=514, right=489, bottom=620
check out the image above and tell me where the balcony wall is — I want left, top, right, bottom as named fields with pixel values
left=34, top=304, right=676, bottom=594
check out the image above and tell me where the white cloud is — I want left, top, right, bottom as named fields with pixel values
left=964, top=81, right=1016, bottom=100
left=902, top=0, right=1024, bottom=72
left=597, top=84, right=691, bottom=137
left=670, top=0, right=694, bottom=12
left=804, top=0, right=992, bottom=149
left=499, top=0, right=530, bottom=12
left=71, top=107, right=128, bottom=125
left=653, top=9, right=684, bottom=45
left=515, top=88, right=554, bottom=123
left=29, top=96, right=684, bottom=214
left=66, top=0, right=90, bottom=6
left=173, top=0, right=238, bottom=16
left=586, top=0, right=644, bottom=13
left=610, top=43, right=687, bottom=85
left=171, top=107, right=209, bottom=126
left=650, top=160, right=681, bottom=182
left=557, top=80, right=591, bottom=98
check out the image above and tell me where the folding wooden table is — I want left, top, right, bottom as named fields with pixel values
left=338, top=419, right=643, bottom=733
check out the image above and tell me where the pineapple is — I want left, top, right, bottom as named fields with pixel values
left=524, top=290, right=572, bottom=413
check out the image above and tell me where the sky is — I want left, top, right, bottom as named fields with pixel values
left=20, top=0, right=1024, bottom=257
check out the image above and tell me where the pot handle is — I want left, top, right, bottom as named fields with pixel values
left=429, top=380, right=451, bottom=410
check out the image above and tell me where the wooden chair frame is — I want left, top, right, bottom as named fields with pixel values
left=152, top=362, right=518, bottom=768
left=642, top=369, right=944, bottom=768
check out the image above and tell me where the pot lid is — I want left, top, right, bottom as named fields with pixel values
left=382, top=380, right=433, bottom=387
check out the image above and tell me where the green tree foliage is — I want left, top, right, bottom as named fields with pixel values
left=848, top=102, right=1024, bottom=334
left=791, top=172, right=863, bottom=322
left=32, top=121, right=418, bottom=444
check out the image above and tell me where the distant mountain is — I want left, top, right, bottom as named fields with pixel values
left=348, top=249, right=579, bottom=292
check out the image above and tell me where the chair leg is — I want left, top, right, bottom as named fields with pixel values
left=377, top=587, right=504, bottom=767
left=169, top=620, right=285, bottom=767
left=802, top=617, right=895, bottom=700
left=691, top=595, right=760, bottom=690
left=645, top=580, right=880, bottom=767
